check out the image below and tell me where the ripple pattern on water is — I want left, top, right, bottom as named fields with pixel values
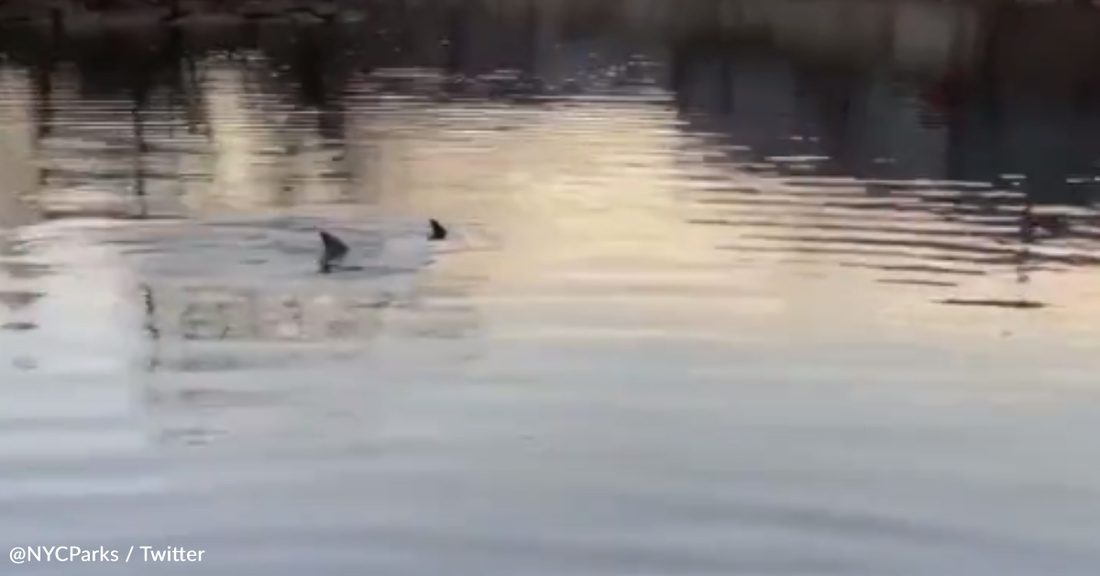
left=2, top=6, right=1100, bottom=576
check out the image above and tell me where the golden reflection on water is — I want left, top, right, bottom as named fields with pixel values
left=1, top=51, right=1100, bottom=371
left=3, top=9, right=1100, bottom=575
left=0, top=9, right=1095, bottom=382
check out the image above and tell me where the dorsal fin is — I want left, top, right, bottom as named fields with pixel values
left=318, top=230, right=349, bottom=272
left=319, top=230, right=349, bottom=259
left=428, top=219, right=448, bottom=241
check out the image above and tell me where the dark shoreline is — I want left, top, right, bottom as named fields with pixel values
left=0, top=0, right=352, bottom=31
left=2, top=0, right=1099, bottom=92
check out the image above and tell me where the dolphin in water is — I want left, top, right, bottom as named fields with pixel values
left=318, top=219, right=448, bottom=274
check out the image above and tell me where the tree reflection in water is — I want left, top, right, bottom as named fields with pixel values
left=146, top=284, right=396, bottom=343
left=137, top=276, right=483, bottom=449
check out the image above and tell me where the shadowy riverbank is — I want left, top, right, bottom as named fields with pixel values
left=2, top=0, right=1100, bottom=208
left=2, top=0, right=1100, bottom=85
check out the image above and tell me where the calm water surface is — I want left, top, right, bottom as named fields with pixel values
left=2, top=4, right=1100, bottom=575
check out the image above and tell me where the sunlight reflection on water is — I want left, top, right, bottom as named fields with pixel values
left=2, top=3, right=1100, bottom=574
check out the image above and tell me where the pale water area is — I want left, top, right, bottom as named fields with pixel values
left=2, top=3, right=1100, bottom=575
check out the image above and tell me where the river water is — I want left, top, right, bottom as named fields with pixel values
left=2, top=3, right=1100, bottom=575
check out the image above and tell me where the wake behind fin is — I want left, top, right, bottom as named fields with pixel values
left=319, top=220, right=444, bottom=274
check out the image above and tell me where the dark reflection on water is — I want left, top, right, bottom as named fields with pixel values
left=3, top=1, right=1100, bottom=575
left=0, top=10, right=1096, bottom=281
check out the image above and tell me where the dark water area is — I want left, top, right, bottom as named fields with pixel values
left=2, top=1, right=1100, bottom=575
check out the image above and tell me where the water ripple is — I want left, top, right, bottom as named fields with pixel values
left=1, top=3, right=1100, bottom=575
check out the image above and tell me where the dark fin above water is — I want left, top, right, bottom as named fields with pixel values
left=318, top=230, right=349, bottom=273
left=429, top=219, right=448, bottom=241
